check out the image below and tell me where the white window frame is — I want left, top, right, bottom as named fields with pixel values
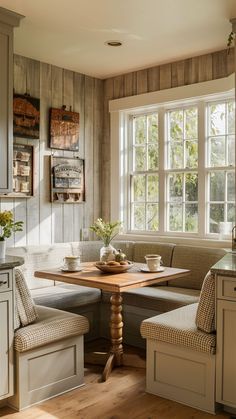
left=110, top=74, right=235, bottom=247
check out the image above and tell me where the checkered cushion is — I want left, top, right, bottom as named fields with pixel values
left=141, top=303, right=216, bottom=354
left=195, top=271, right=215, bottom=333
left=14, top=305, right=89, bottom=352
left=15, top=268, right=38, bottom=328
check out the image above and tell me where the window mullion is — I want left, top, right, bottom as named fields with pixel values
left=158, top=107, right=165, bottom=234
left=198, top=101, right=206, bottom=237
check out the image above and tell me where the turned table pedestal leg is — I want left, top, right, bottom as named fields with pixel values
left=102, top=292, right=123, bottom=381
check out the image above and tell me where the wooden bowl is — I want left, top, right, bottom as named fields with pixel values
left=95, top=261, right=134, bottom=274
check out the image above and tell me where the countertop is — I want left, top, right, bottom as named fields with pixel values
left=0, top=255, right=24, bottom=270
left=211, top=252, right=236, bottom=276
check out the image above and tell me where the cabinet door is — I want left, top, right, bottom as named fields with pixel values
left=0, top=291, right=14, bottom=399
left=216, top=299, right=236, bottom=408
left=0, top=22, right=13, bottom=193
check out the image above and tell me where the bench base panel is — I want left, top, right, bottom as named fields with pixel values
left=8, top=335, right=84, bottom=411
left=146, top=339, right=216, bottom=414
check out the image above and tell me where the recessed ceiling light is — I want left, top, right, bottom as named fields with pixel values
left=105, top=40, right=123, bottom=47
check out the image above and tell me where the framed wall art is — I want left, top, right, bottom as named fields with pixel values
left=49, top=107, right=80, bottom=151
left=12, top=143, right=34, bottom=197
left=50, top=156, right=85, bottom=203
left=13, top=94, right=40, bottom=139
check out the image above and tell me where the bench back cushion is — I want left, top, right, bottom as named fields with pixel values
left=7, top=244, right=72, bottom=289
left=15, top=268, right=38, bottom=328
left=133, top=242, right=175, bottom=267
left=169, top=245, right=226, bottom=289
left=195, top=271, right=216, bottom=333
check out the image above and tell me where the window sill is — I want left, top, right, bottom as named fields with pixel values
left=117, top=233, right=231, bottom=250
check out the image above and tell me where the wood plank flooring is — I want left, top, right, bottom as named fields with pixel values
left=0, top=364, right=231, bottom=419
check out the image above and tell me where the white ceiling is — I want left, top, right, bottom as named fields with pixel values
left=0, top=0, right=235, bottom=79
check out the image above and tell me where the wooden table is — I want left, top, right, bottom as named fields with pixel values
left=35, top=263, right=190, bottom=381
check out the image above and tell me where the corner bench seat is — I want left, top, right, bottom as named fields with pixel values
left=14, top=305, right=89, bottom=352
left=31, top=284, right=101, bottom=310
left=140, top=303, right=216, bottom=354
left=102, top=286, right=200, bottom=312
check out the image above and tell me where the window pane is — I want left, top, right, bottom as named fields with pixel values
left=210, top=137, right=225, bottom=167
left=227, top=172, right=235, bottom=202
left=228, top=135, right=235, bottom=166
left=185, top=173, right=198, bottom=202
left=169, top=204, right=183, bottom=231
left=227, top=204, right=235, bottom=223
left=147, top=175, right=158, bottom=201
left=170, top=110, right=183, bottom=140
left=134, top=116, right=146, bottom=144
left=169, top=174, right=183, bottom=202
left=147, top=204, right=159, bottom=231
left=133, top=175, right=145, bottom=202
left=185, top=204, right=198, bottom=232
left=185, top=107, right=198, bottom=139
left=170, top=142, right=183, bottom=169
left=185, top=140, right=198, bottom=168
left=209, top=103, right=226, bottom=136
left=148, top=114, right=158, bottom=142
left=148, top=144, right=158, bottom=169
left=228, top=101, right=235, bottom=134
left=210, top=172, right=225, bottom=201
left=133, top=204, right=145, bottom=230
left=209, top=204, right=224, bottom=233
left=134, top=146, right=145, bottom=171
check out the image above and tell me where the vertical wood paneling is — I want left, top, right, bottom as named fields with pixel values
left=198, top=54, right=213, bottom=82
left=212, top=50, right=228, bottom=79
left=84, top=76, right=94, bottom=229
left=63, top=69, right=74, bottom=243
left=3, top=55, right=103, bottom=247
left=184, top=57, right=199, bottom=85
left=124, top=72, right=137, bottom=97
left=137, top=69, right=148, bottom=94
left=171, top=60, right=185, bottom=88
left=39, top=62, right=52, bottom=244
left=147, top=66, right=160, bottom=92
left=113, top=75, right=124, bottom=99
left=159, top=63, right=172, bottom=90
left=51, top=65, right=64, bottom=243
left=25, top=58, right=40, bottom=245
left=73, top=72, right=85, bottom=242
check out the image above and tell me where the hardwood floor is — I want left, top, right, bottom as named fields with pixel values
left=0, top=364, right=231, bottom=419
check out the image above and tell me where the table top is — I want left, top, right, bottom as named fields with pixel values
left=34, top=262, right=190, bottom=293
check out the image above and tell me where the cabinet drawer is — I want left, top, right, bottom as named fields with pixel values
left=0, top=271, right=12, bottom=292
left=217, top=276, right=236, bottom=301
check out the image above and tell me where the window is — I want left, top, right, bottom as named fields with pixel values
left=130, top=114, right=159, bottom=231
left=207, top=100, right=235, bottom=233
left=110, top=75, right=235, bottom=240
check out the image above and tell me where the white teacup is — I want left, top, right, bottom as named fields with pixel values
left=145, top=254, right=162, bottom=272
left=63, top=256, right=80, bottom=271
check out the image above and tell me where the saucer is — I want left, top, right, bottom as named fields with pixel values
left=140, top=267, right=165, bottom=273
left=60, top=266, right=82, bottom=273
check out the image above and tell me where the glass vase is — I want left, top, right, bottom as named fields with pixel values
left=100, top=244, right=116, bottom=262
left=0, top=240, right=6, bottom=259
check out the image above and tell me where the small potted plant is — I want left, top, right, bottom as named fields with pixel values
left=90, top=218, right=121, bottom=262
left=0, top=211, right=23, bottom=259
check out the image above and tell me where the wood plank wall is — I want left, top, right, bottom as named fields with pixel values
left=102, top=48, right=235, bottom=220
left=0, top=54, right=103, bottom=246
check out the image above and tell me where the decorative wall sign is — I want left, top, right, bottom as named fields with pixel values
left=51, top=156, right=84, bottom=203
left=13, top=94, right=40, bottom=139
left=50, top=108, right=80, bottom=151
left=12, top=143, right=34, bottom=197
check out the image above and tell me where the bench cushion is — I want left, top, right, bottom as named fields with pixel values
left=15, top=268, right=38, bottom=328
left=196, top=272, right=215, bottom=333
left=14, top=305, right=89, bottom=352
left=140, top=303, right=216, bottom=354
left=31, top=284, right=101, bottom=309
left=103, top=286, right=199, bottom=313
left=133, top=242, right=175, bottom=266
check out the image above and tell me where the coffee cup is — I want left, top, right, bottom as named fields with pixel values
left=63, top=256, right=80, bottom=271
left=145, top=254, right=162, bottom=272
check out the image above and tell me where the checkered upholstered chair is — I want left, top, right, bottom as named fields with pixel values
left=9, top=268, right=89, bottom=411
left=141, top=272, right=216, bottom=414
